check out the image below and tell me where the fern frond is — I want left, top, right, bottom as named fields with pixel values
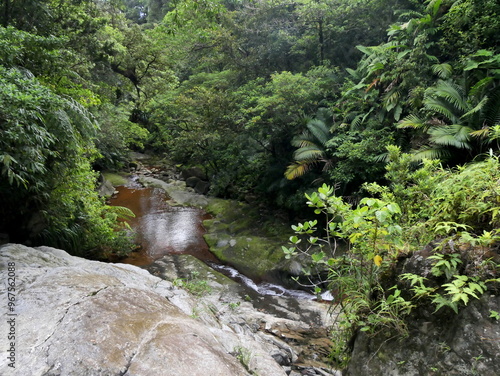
left=105, top=205, right=135, bottom=220
left=398, top=114, right=426, bottom=129
left=384, top=89, right=401, bottom=112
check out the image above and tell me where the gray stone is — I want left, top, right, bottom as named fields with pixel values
left=181, top=167, right=208, bottom=181
left=97, top=175, right=116, bottom=197
left=139, top=176, right=209, bottom=208
left=194, top=179, right=210, bottom=195
left=0, top=244, right=286, bottom=376
left=186, top=176, right=200, bottom=188
left=270, top=349, right=291, bottom=365
left=345, top=293, right=500, bottom=376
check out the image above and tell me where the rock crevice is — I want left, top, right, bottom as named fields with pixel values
left=0, top=244, right=337, bottom=376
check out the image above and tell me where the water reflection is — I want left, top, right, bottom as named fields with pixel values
left=109, top=180, right=217, bottom=266
left=109, top=178, right=329, bottom=301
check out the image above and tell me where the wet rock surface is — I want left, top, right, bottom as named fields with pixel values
left=0, top=244, right=340, bottom=376
left=147, top=253, right=339, bottom=375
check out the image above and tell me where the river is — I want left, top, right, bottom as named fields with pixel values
left=108, top=176, right=324, bottom=300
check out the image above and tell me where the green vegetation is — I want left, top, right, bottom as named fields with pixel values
left=284, top=151, right=500, bottom=367
left=233, top=346, right=258, bottom=376
left=173, top=271, right=212, bottom=297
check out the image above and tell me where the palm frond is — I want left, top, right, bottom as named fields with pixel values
left=461, top=95, right=488, bottom=121
left=428, top=80, right=469, bottom=114
left=398, top=114, right=426, bottom=129
left=469, top=128, right=490, bottom=139
left=292, top=138, right=319, bottom=148
left=411, top=147, right=451, bottom=162
left=306, top=119, right=330, bottom=145
left=293, top=146, right=325, bottom=161
left=431, top=63, right=452, bottom=79
left=483, top=88, right=500, bottom=126
left=428, top=124, right=472, bottom=149
left=469, top=77, right=494, bottom=98
left=285, top=161, right=314, bottom=180
left=424, top=97, right=460, bottom=123
left=291, top=131, right=317, bottom=148
left=374, top=152, right=389, bottom=163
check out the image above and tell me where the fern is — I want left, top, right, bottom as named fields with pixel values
left=104, top=205, right=135, bottom=220
left=431, top=63, right=452, bottom=79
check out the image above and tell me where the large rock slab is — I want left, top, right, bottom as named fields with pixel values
left=139, top=176, right=209, bottom=208
left=0, top=244, right=286, bottom=376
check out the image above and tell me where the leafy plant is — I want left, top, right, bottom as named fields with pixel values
left=284, top=184, right=411, bottom=367
left=173, top=271, right=212, bottom=297
left=428, top=253, right=463, bottom=279
left=489, top=310, right=500, bottom=321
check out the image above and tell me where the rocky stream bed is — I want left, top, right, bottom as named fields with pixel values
left=1, top=155, right=499, bottom=376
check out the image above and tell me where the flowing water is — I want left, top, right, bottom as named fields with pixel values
left=109, top=177, right=325, bottom=299
left=109, top=178, right=217, bottom=266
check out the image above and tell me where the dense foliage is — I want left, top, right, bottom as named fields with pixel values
left=284, top=150, right=500, bottom=366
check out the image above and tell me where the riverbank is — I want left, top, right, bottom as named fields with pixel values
left=98, top=160, right=341, bottom=375
left=0, top=243, right=341, bottom=376
left=136, top=172, right=297, bottom=283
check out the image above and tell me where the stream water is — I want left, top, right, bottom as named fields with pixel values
left=109, top=177, right=320, bottom=300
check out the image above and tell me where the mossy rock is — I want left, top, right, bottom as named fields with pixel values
left=203, top=196, right=292, bottom=279
left=204, top=197, right=289, bottom=238
left=203, top=233, right=286, bottom=279
left=102, top=171, right=128, bottom=186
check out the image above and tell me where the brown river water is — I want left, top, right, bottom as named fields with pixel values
left=108, top=178, right=218, bottom=266
left=108, top=176, right=323, bottom=300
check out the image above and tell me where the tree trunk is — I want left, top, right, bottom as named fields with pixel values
left=2, top=0, right=11, bottom=27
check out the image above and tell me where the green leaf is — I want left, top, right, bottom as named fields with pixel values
left=311, top=251, right=326, bottom=263
left=375, top=210, right=389, bottom=223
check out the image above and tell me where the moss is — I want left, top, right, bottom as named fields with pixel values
left=190, top=192, right=291, bottom=279
left=204, top=233, right=286, bottom=279
left=102, top=172, right=128, bottom=186
left=204, top=197, right=289, bottom=238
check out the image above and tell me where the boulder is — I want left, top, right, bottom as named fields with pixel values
left=194, top=180, right=210, bottom=195
left=97, top=177, right=115, bottom=197
left=345, top=293, right=500, bottom=376
left=186, top=176, right=200, bottom=188
left=0, top=244, right=287, bottom=376
left=139, top=176, right=209, bottom=208
left=181, top=167, right=208, bottom=181
left=344, top=249, right=500, bottom=376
